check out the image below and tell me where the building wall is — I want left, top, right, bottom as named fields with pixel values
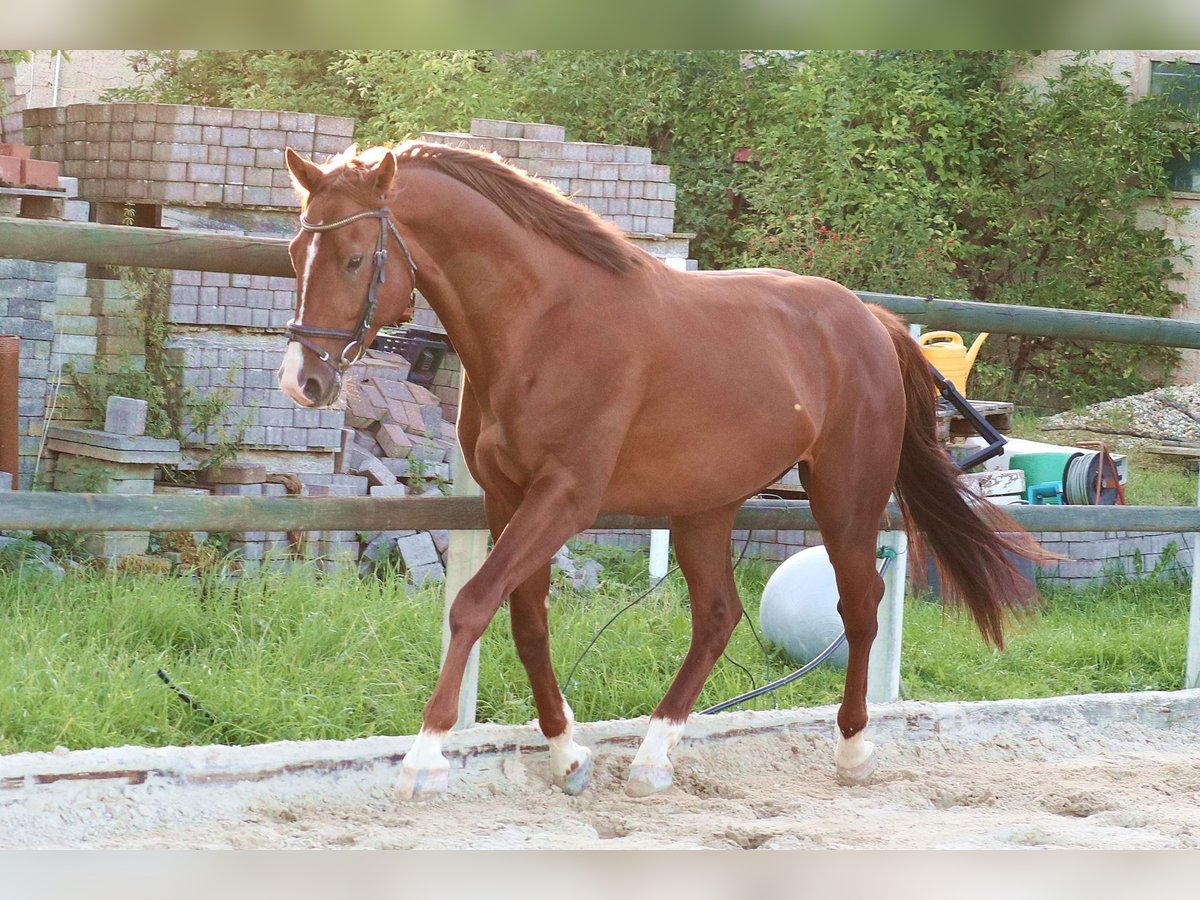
left=12, top=51, right=147, bottom=110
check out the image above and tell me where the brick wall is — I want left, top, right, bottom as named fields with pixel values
left=576, top=526, right=1193, bottom=589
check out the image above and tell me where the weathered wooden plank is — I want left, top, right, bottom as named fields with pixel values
left=4, top=492, right=1200, bottom=534
left=4, top=221, right=1200, bottom=349
left=0, top=218, right=294, bottom=277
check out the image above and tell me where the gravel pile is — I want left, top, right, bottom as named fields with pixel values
left=1040, top=383, right=1200, bottom=445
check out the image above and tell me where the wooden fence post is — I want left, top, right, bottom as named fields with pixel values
left=1187, top=478, right=1200, bottom=690
left=867, top=530, right=908, bottom=703
left=442, top=397, right=489, bottom=730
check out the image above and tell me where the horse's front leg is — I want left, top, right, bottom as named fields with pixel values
left=397, top=474, right=598, bottom=801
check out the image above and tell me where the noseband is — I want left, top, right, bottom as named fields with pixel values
left=286, top=206, right=419, bottom=382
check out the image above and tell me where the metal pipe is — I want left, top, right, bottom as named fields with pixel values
left=0, top=334, right=19, bottom=490
left=50, top=50, right=62, bottom=107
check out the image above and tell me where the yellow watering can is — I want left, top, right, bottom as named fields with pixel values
left=917, top=330, right=988, bottom=396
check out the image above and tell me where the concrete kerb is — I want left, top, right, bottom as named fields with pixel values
left=1, top=689, right=1197, bottom=843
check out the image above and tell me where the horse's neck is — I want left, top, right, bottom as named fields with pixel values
left=398, top=181, right=547, bottom=387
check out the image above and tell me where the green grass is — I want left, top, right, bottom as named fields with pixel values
left=0, top=551, right=1192, bottom=755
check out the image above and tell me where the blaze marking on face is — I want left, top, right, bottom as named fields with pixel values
left=277, top=233, right=323, bottom=408
left=298, top=232, right=320, bottom=322
left=278, top=341, right=313, bottom=407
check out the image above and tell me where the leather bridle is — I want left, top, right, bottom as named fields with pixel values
left=285, top=206, right=419, bottom=384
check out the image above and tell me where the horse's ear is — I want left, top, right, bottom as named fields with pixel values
left=285, top=147, right=324, bottom=199
left=372, top=151, right=396, bottom=196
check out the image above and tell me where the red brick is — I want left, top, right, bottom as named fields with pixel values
left=0, top=156, right=21, bottom=185
left=0, top=144, right=32, bottom=160
left=21, top=158, right=60, bottom=189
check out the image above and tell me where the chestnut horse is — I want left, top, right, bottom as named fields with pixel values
left=279, top=141, right=1037, bottom=800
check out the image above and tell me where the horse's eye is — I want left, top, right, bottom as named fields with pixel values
left=346, top=255, right=364, bottom=272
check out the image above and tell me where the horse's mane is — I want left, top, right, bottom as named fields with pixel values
left=331, top=142, right=651, bottom=275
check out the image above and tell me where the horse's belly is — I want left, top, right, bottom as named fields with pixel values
left=601, top=413, right=815, bottom=517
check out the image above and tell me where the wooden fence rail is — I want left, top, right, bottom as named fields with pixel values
left=4, top=218, right=1200, bottom=349
left=3, top=492, right=1200, bottom=535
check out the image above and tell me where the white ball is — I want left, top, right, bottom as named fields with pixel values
left=759, top=545, right=848, bottom=668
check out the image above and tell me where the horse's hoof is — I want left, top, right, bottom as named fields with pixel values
left=835, top=745, right=878, bottom=786
left=553, top=747, right=593, bottom=796
left=397, top=764, right=450, bottom=801
left=625, top=764, right=674, bottom=798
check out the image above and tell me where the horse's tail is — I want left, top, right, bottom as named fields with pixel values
left=870, top=305, right=1043, bottom=648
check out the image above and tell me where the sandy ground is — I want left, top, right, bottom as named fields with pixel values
left=3, top=692, right=1199, bottom=849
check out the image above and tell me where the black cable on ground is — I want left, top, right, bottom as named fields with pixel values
left=156, top=667, right=219, bottom=724
left=562, top=527, right=763, bottom=698
left=699, top=549, right=896, bottom=715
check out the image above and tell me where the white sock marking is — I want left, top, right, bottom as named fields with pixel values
left=546, top=701, right=589, bottom=779
left=835, top=729, right=874, bottom=771
left=631, top=717, right=685, bottom=770
left=402, top=728, right=449, bottom=772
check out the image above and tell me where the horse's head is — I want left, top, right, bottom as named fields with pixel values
left=277, top=145, right=418, bottom=408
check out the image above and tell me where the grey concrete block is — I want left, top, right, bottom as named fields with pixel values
left=104, top=395, right=149, bottom=436
left=369, top=484, right=407, bottom=497
left=409, top=562, right=446, bottom=586
left=397, top=532, right=439, bottom=569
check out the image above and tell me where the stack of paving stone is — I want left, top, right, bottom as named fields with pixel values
left=334, top=349, right=458, bottom=583
left=0, top=169, right=74, bottom=490
left=23, top=103, right=354, bottom=207
left=192, top=462, right=288, bottom=570
left=47, top=396, right=181, bottom=558
left=0, top=257, right=55, bottom=488
left=20, top=103, right=358, bottom=477
left=421, top=119, right=678, bottom=235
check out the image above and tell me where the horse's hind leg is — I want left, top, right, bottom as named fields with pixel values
left=800, top=455, right=895, bottom=786
left=508, top=564, right=593, bottom=794
left=626, top=502, right=743, bottom=797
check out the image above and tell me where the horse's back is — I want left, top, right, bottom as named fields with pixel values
left=596, top=266, right=904, bottom=515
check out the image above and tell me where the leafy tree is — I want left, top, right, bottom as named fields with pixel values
left=737, top=52, right=1200, bottom=406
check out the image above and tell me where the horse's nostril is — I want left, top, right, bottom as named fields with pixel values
left=302, top=376, right=325, bottom=403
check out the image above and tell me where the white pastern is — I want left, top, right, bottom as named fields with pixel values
left=626, top=717, right=686, bottom=797
left=545, top=702, right=592, bottom=794
left=835, top=730, right=874, bottom=771
left=631, top=717, right=685, bottom=770
left=834, top=724, right=878, bottom=786
left=277, top=341, right=314, bottom=407
left=397, top=728, right=451, bottom=800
